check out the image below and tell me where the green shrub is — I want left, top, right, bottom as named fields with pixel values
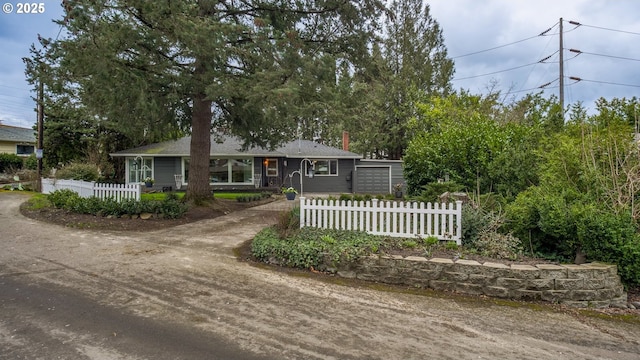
left=0, top=153, right=23, bottom=173
left=120, top=198, right=144, bottom=215
left=47, top=190, right=187, bottom=219
left=55, top=162, right=100, bottom=181
left=619, top=239, right=640, bottom=287
left=159, top=197, right=188, bottom=219
left=444, top=241, right=459, bottom=250
left=24, top=154, right=37, bottom=170
left=98, top=198, right=121, bottom=216
left=402, top=240, right=418, bottom=248
left=461, top=204, right=491, bottom=249
left=423, top=236, right=439, bottom=247
left=48, top=189, right=81, bottom=208
left=251, top=227, right=386, bottom=269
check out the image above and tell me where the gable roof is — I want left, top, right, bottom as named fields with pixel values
left=0, top=124, right=36, bottom=143
left=110, top=135, right=361, bottom=159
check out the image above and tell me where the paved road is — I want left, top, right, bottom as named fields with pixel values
left=1, top=192, right=639, bottom=359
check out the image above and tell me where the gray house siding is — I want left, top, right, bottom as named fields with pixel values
left=283, top=158, right=354, bottom=194
left=153, top=157, right=182, bottom=190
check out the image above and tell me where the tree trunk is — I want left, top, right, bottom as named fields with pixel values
left=185, top=87, right=212, bottom=203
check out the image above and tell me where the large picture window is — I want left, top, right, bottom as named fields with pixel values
left=183, top=158, right=253, bottom=184
left=308, top=159, right=338, bottom=176
left=127, top=157, right=153, bottom=183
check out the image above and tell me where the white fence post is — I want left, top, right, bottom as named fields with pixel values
left=298, top=198, right=463, bottom=243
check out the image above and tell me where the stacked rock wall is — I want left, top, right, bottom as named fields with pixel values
left=330, top=255, right=627, bottom=308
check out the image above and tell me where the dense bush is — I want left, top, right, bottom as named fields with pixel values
left=46, top=189, right=187, bottom=219
left=461, top=203, right=522, bottom=259
left=506, top=186, right=640, bottom=286
left=55, top=162, right=100, bottom=181
left=48, top=189, right=81, bottom=208
left=251, top=226, right=388, bottom=269
left=24, top=154, right=37, bottom=170
left=0, top=153, right=23, bottom=173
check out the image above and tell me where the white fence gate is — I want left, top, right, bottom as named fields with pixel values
left=299, top=197, right=463, bottom=244
left=41, top=178, right=141, bottom=202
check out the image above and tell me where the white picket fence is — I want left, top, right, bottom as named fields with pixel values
left=41, top=178, right=141, bottom=202
left=299, top=197, right=463, bottom=244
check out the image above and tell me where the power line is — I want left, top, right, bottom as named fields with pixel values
left=569, top=21, right=640, bottom=36
left=453, top=51, right=558, bottom=81
left=568, top=76, right=640, bottom=88
left=451, top=35, right=541, bottom=59
left=502, top=79, right=559, bottom=96
left=451, top=22, right=558, bottom=59
left=568, top=49, right=640, bottom=62
left=452, top=62, right=539, bottom=81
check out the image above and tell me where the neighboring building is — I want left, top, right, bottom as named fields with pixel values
left=110, top=135, right=363, bottom=193
left=0, top=124, right=36, bottom=157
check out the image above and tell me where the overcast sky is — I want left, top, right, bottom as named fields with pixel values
left=1, top=0, right=639, bottom=129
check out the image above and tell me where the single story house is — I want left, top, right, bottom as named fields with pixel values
left=0, top=124, right=36, bottom=156
left=110, top=135, right=362, bottom=194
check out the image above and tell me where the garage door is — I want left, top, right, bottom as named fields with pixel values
left=354, top=166, right=391, bottom=194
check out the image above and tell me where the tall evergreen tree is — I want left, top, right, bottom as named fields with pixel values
left=345, top=0, right=453, bottom=159
left=25, top=0, right=385, bottom=201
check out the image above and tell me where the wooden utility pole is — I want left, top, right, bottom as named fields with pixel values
left=36, top=80, right=44, bottom=192
left=559, top=17, right=564, bottom=118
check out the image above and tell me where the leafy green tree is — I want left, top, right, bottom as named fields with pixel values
left=25, top=0, right=385, bottom=202
left=404, top=92, right=539, bottom=197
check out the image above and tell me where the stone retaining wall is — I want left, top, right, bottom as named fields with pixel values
left=328, top=255, right=627, bottom=308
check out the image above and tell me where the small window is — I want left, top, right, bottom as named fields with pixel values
left=309, top=159, right=338, bottom=176
left=16, top=144, right=34, bottom=155
left=265, top=158, right=278, bottom=176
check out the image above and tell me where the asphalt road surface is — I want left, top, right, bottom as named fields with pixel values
left=1, top=192, right=639, bottom=359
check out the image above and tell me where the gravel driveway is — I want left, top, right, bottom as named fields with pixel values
left=1, top=192, right=639, bottom=359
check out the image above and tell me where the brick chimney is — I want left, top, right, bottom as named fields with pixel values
left=342, top=131, right=350, bottom=151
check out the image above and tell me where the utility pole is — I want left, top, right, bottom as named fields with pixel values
left=559, top=17, right=564, bottom=118
left=36, top=80, right=44, bottom=192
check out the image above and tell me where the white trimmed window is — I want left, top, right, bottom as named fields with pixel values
left=265, top=158, right=278, bottom=176
left=308, top=159, right=338, bottom=176
left=127, top=157, right=153, bottom=184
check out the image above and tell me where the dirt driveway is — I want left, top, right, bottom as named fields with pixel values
left=1, top=192, right=639, bottom=359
